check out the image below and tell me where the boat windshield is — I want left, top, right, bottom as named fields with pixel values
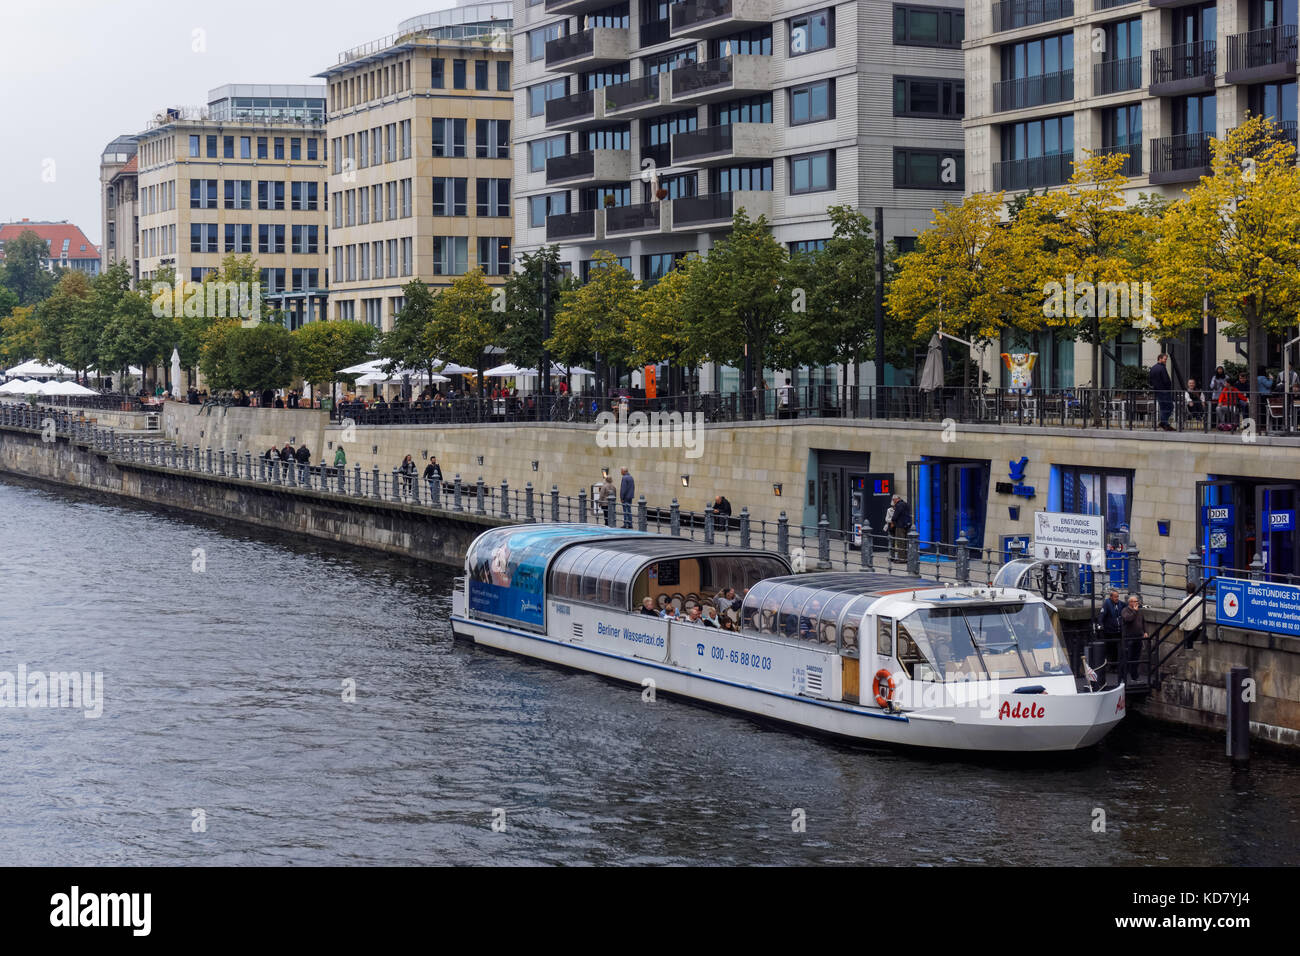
left=895, top=602, right=1070, bottom=682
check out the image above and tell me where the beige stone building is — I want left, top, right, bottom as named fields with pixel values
left=318, top=3, right=516, bottom=331
left=134, top=84, right=330, bottom=327
left=99, top=135, right=140, bottom=281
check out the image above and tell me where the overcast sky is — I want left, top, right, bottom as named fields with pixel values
left=0, top=0, right=457, bottom=246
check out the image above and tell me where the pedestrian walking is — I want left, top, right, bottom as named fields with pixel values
left=619, top=466, right=634, bottom=529
left=1149, top=353, right=1174, bottom=430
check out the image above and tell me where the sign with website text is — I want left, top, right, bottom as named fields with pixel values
left=1032, top=511, right=1106, bottom=566
left=1216, top=576, right=1300, bottom=638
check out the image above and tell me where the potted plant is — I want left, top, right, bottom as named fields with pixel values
left=603, top=194, right=616, bottom=208
left=655, top=186, right=668, bottom=200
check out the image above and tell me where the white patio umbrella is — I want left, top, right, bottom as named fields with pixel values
left=337, top=358, right=388, bottom=375
left=0, top=379, right=39, bottom=394
left=35, top=380, right=66, bottom=395
left=42, top=380, right=86, bottom=396
left=5, top=360, right=76, bottom=379
left=170, top=348, right=183, bottom=398
left=431, top=360, right=474, bottom=375
left=485, top=362, right=593, bottom=378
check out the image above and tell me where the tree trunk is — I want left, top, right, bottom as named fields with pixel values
left=1248, top=316, right=1263, bottom=428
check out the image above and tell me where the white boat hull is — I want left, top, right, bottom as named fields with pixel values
left=450, top=614, right=1126, bottom=753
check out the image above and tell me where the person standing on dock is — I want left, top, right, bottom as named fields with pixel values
left=888, top=494, right=912, bottom=562
left=598, top=473, right=617, bottom=524
left=1097, top=589, right=1124, bottom=665
left=1121, top=595, right=1148, bottom=682
left=398, top=455, right=417, bottom=498
left=423, top=456, right=443, bottom=492
left=279, top=443, right=295, bottom=463
left=619, top=467, right=634, bottom=529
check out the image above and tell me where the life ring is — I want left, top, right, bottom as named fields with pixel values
left=873, top=669, right=897, bottom=709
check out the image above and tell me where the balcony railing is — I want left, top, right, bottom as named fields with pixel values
left=546, top=151, right=594, bottom=183
left=672, top=124, right=733, bottom=161
left=1093, top=57, right=1141, bottom=96
left=545, top=89, right=594, bottom=125
left=991, top=0, right=1073, bottom=33
left=546, top=209, right=598, bottom=241
left=673, top=192, right=735, bottom=225
left=1150, top=132, right=1212, bottom=179
left=605, top=73, right=661, bottom=112
left=546, top=30, right=594, bottom=66
left=992, top=152, right=1075, bottom=190
left=1227, top=25, right=1299, bottom=73
left=640, top=19, right=670, bottom=46
left=1094, top=142, right=1143, bottom=176
left=1228, top=119, right=1299, bottom=150
left=606, top=201, right=661, bottom=234
left=992, top=69, right=1074, bottom=112
left=1093, top=0, right=1136, bottom=9
left=672, top=0, right=733, bottom=30
left=671, top=56, right=734, bottom=97
left=1150, top=41, right=1216, bottom=87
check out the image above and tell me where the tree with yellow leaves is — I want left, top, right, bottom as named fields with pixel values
left=1152, top=115, right=1300, bottom=423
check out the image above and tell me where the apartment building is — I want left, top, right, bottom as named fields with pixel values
left=134, top=85, right=330, bottom=328
left=964, top=0, right=1298, bottom=386
left=0, top=220, right=101, bottom=276
left=513, top=0, right=967, bottom=379
left=318, top=3, right=515, bottom=331
left=100, top=134, right=140, bottom=280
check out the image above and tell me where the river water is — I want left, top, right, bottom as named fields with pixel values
left=0, top=476, right=1297, bottom=866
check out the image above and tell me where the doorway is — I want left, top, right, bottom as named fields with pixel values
left=907, top=457, right=991, bottom=555
left=1198, top=476, right=1300, bottom=579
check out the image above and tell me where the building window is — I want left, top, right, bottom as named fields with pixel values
left=190, top=223, right=219, bottom=253
left=789, top=8, right=834, bottom=56
left=401, top=179, right=412, bottom=217
left=453, top=59, right=467, bottom=89
left=528, top=80, right=567, bottom=117
left=583, top=126, right=630, bottom=151
left=893, top=148, right=965, bottom=189
left=224, top=224, right=252, bottom=253
left=190, top=179, right=218, bottom=209
left=579, top=257, right=632, bottom=282
left=240, top=136, right=251, bottom=159
left=642, top=251, right=688, bottom=285
left=478, top=237, right=512, bottom=275
left=643, top=45, right=697, bottom=74
left=710, top=95, right=772, bottom=125
left=708, top=27, right=772, bottom=58
left=475, top=60, right=489, bottom=90
left=476, top=119, right=510, bottom=158
left=291, top=225, right=319, bottom=255
left=432, top=58, right=445, bottom=88
left=529, top=135, right=568, bottom=172
left=893, top=5, right=964, bottom=48
left=790, top=79, right=835, bottom=125
left=497, top=60, right=511, bottom=91
left=477, top=178, right=510, bottom=217
left=189, top=135, right=200, bottom=157
left=433, top=177, right=468, bottom=216
left=401, top=119, right=411, bottom=159
left=894, top=77, right=964, bottom=119
left=206, top=135, right=218, bottom=158
left=224, top=180, right=252, bottom=209
left=291, top=138, right=302, bottom=160
left=710, top=163, right=773, bottom=192
left=258, top=224, right=285, bottom=254
left=529, top=22, right=564, bottom=62
left=1049, top=466, right=1133, bottom=531
left=260, top=137, right=270, bottom=160
left=433, top=236, right=469, bottom=275
left=789, top=239, right=828, bottom=256
left=223, top=135, right=235, bottom=159
left=290, top=181, right=319, bottom=211
left=528, top=192, right=569, bottom=228
left=432, top=118, right=467, bottom=158
left=789, top=151, right=835, bottom=193
left=257, top=181, right=285, bottom=210
left=274, top=137, right=285, bottom=160
left=307, top=138, right=318, bottom=161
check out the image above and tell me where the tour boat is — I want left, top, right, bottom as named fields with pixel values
left=450, top=525, right=1126, bottom=752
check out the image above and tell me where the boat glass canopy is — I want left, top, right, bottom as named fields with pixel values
left=738, top=573, right=928, bottom=652
left=896, top=602, right=1070, bottom=682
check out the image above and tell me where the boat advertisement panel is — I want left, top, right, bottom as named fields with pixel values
left=676, top=626, right=839, bottom=700
left=552, top=601, right=670, bottom=662
left=467, top=525, right=619, bottom=630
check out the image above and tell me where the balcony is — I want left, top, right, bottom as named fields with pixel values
left=1228, top=119, right=1299, bottom=152
left=603, top=73, right=671, bottom=119
left=671, top=122, right=774, bottom=165
left=672, top=190, right=772, bottom=229
left=992, top=70, right=1074, bottom=112
left=1149, top=132, right=1212, bottom=185
left=545, top=149, right=633, bottom=186
left=1093, top=0, right=1138, bottom=8
left=1093, top=57, right=1141, bottom=96
left=544, top=0, right=616, bottom=15
left=545, top=28, right=630, bottom=72
left=546, top=209, right=603, bottom=242
left=1226, top=25, right=1298, bottom=84
left=991, top=0, right=1073, bottom=33
left=670, top=54, right=771, bottom=104
left=1094, top=142, right=1143, bottom=177
left=992, top=152, right=1075, bottom=191
left=670, top=0, right=771, bottom=40
left=1150, top=41, right=1216, bottom=97
left=605, top=200, right=670, bottom=237
left=545, top=89, right=602, bottom=130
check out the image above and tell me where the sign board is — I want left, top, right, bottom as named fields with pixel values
left=1216, top=576, right=1300, bottom=638
left=1268, top=510, right=1295, bottom=531
left=1032, top=511, right=1106, bottom=566
left=1202, top=505, right=1234, bottom=525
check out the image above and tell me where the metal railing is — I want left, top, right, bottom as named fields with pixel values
left=672, top=192, right=735, bottom=225
left=992, top=70, right=1074, bottom=112
left=671, top=56, right=736, bottom=98
left=672, top=124, right=735, bottom=161
left=323, top=385, right=1300, bottom=435
left=605, top=201, right=661, bottom=234
left=1151, top=40, right=1216, bottom=86
left=1094, top=142, right=1142, bottom=176
left=545, top=89, right=594, bottom=124
left=672, top=0, right=735, bottom=30
left=991, top=0, right=1073, bottom=33
left=992, top=152, right=1075, bottom=191
left=605, top=73, right=661, bottom=111
left=1150, top=131, right=1213, bottom=176
left=545, top=208, right=598, bottom=241
left=1093, top=56, right=1141, bottom=96
left=1227, top=24, right=1298, bottom=72
left=545, top=30, right=596, bottom=67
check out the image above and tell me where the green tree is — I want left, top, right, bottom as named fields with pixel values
left=0, top=306, right=40, bottom=365
left=292, top=319, right=377, bottom=404
left=34, top=269, right=92, bottom=364
left=382, top=280, right=439, bottom=381
left=227, top=323, right=295, bottom=393
left=500, top=246, right=573, bottom=371
left=1152, top=115, right=1300, bottom=422
left=430, top=269, right=504, bottom=398
left=198, top=320, right=241, bottom=392
left=65, top=262, right=134, bottom=375
left=681, top=211, right=789, bottom=408
left=98, top=291, right=174, bottom=389
left=0, top=230, right=56, bottom=306
left=548, top=251, right=639, bottom=392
